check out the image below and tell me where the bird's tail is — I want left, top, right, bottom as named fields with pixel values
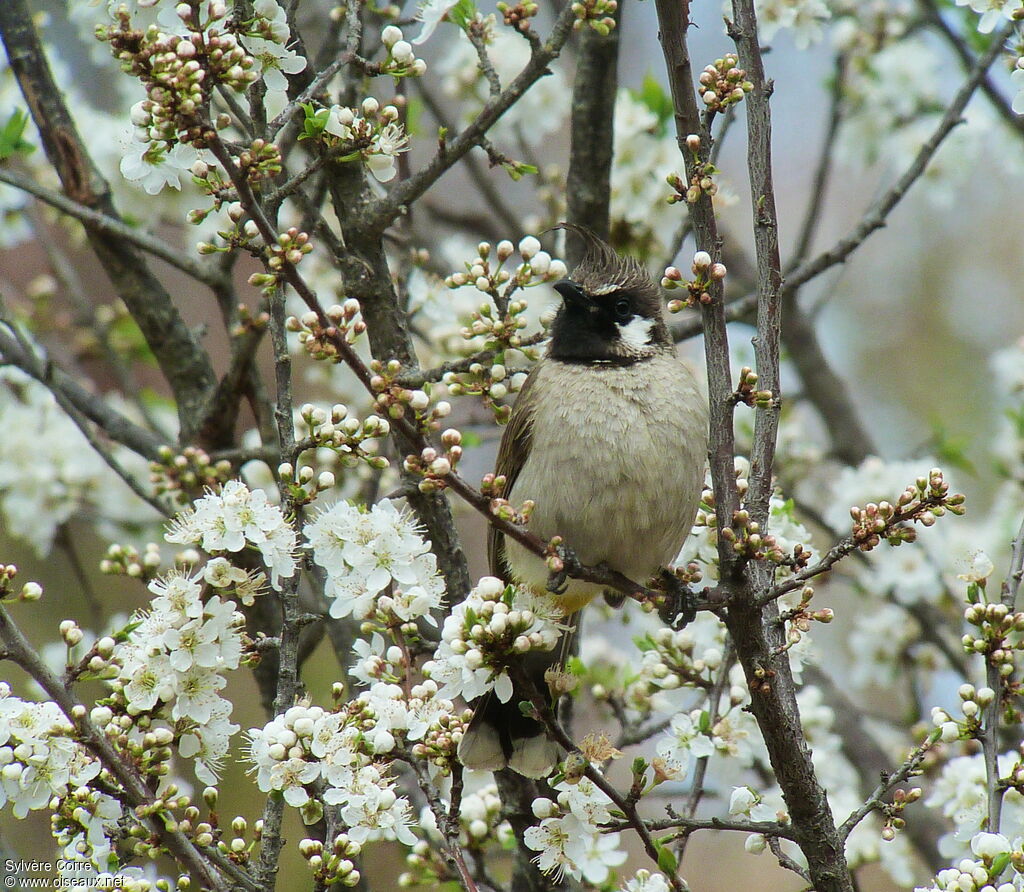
left=457, top=616, right=578, bottom=778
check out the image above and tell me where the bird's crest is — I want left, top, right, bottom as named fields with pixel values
left=553, top=222, right=653, bottom=297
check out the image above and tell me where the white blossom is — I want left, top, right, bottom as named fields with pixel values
left=306, top=498, right=443, bottom=622
left=955, top=0, right=1019, bottom=33
left=524, top=811, right=627, bottom=884
left=425, top=577, right=564, bottom=703
left=413, top=0, right=460, bottom=44
left=619, top=870, right=672, bottom=892
left=166, top=480, right=297, bottom=589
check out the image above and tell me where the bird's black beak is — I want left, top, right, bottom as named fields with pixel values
left=553, top=279, right=590, bottom=306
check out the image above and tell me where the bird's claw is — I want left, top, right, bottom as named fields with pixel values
left=658, top=568, right=698, bottom=629
left=546, top=544, right=582, bottom=595
left=547, top=570, right=569, bottom=595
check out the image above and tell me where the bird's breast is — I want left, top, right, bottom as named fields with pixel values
left=504, top=353, right=707, bottom=604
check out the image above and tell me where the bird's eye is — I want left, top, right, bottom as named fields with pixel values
left=613, top=298, right=631, bottom=320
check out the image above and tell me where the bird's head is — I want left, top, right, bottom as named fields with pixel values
left=547, top=223, right=671, bottom=365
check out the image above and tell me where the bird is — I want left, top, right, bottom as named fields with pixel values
left=456, top=224, right=709, bottom=778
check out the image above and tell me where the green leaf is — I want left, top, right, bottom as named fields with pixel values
left=698, top=709, right=711, bottom=733
left=298, top=103, right=330, bottom=141
left=405, top=96, right=424, bottom=136
left=0, top=110, right=35, bottom=161
left=654, top=841, right=678, bottom=874
left=448, top=0, right=479, bottom=30
left=630, top=73, right=674, bottom=132
left=991, top=852, right=1011, bottom=877
left=966, top=581, right=981, bottom=604
left=501, top=160, right=538, bottom=181
left=634, top=633, right=656, bottom=652
left=770, top=497, right=796, bottom=520
left=459, top=430, right=482, bottom=447
left=927, top=418, right=977, bottom=475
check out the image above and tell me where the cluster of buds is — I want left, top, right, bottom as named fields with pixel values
left=721, top=509, right=788, bottom=563
left=100, top=542, right=163, bottom=581
left=186, top=159, right=232, bottom=226
left=850, top=469, right=965, bottom=551
left=407, top=686, right=468, bottom=772
left=497, top=0, right=540, bottom=32
left=266, top=227, right=313, bottom=274
left=481, top=473, right=534, bottom=528
left=731, top=367, right=774, bottom=408
left=380, top=26, right=428, bottom=77
left=959, top=682, right=997, bottom=729
left=177, top=798, right=223, bottom=851
left=667, top=158, right=720, bottom=207
left=443, top=360, right=529, bottom=423
left=404, top=428, right=464, bottom=494
left=231, top=302, right=271, bottom=339
left=211, top=814, right=255, bottom=867
left=65, top=633, right=118, bottom=683
left=0, top=564, right=42, bottom=602
left=447, top=237, right=567, bottom=303
left=285, top=300, right=365, bottom=359
left=278, top=461, right=337, bottom=505
left=962, top=599, right=1024, bottom=679
left=195, top=201, right=266, bottom=258
left=429, top=579, right=563, bottom=682
left=400, top=840, right=440, bottom=888
left=150, top=445, right=233, bottom=504
left=98, top=4, right=257, bottom=142
left=929, top=859, right=1020, bottom=892
left=446, top=786, right=505, bottom=851
left=369, top=359, right=452, bottom=431
left=878, top=786, right=923, bottom=841
left=778, top=586, right=834, bottom=652
left=293, top=402, right=391, bottom=475
left=638, top=626, right=727, bottom=692
left=299, top=834, right=362, bottom=887
left=663, top=250, right=727, bottom=310
left=570, top=0, right=618, bottom=34
left=698, top=54, right=753, bottom=113
left=237, top=138, right=283, bottom=186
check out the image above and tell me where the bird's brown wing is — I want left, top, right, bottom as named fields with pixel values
left=487, top=363, right=540, bottom=580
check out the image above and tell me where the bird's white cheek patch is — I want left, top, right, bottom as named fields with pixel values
left=617, top=317, right=655, bottom=350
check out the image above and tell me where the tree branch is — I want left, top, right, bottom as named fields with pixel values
left=564, top=5, right=622, bottom=258
left=784, top=19, right=1015, bottom=297
left=654, top=0, right=741, bottom=567
left=365, top=1, right=577, bottom=232
left=0, top=0, right=218, bottom=438
left=0, top=167, right=229, bottom=290
left=0, top=319, right=167, bottom=461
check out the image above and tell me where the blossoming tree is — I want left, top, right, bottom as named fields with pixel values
left=1, top=0, right=1024, bottom=889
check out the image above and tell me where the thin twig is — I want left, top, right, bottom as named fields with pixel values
left=919, top=0, right=1024, bottom=138
left=412, top=79, right=525, bottom=237
left=253, top=280, right=305, bottom=889
left=365, top=1, right=577, bottom=231
left=509, top=664, right=689, bottom=892
left=983, top=512, right=1024, bottom=832
left=837, top=735, right=935, bottom=841
left=0, top=167, right=228, bottom=290
left=788, top=54, right=846, bottom=271
left=784, top=19, right=1016, bottom=297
